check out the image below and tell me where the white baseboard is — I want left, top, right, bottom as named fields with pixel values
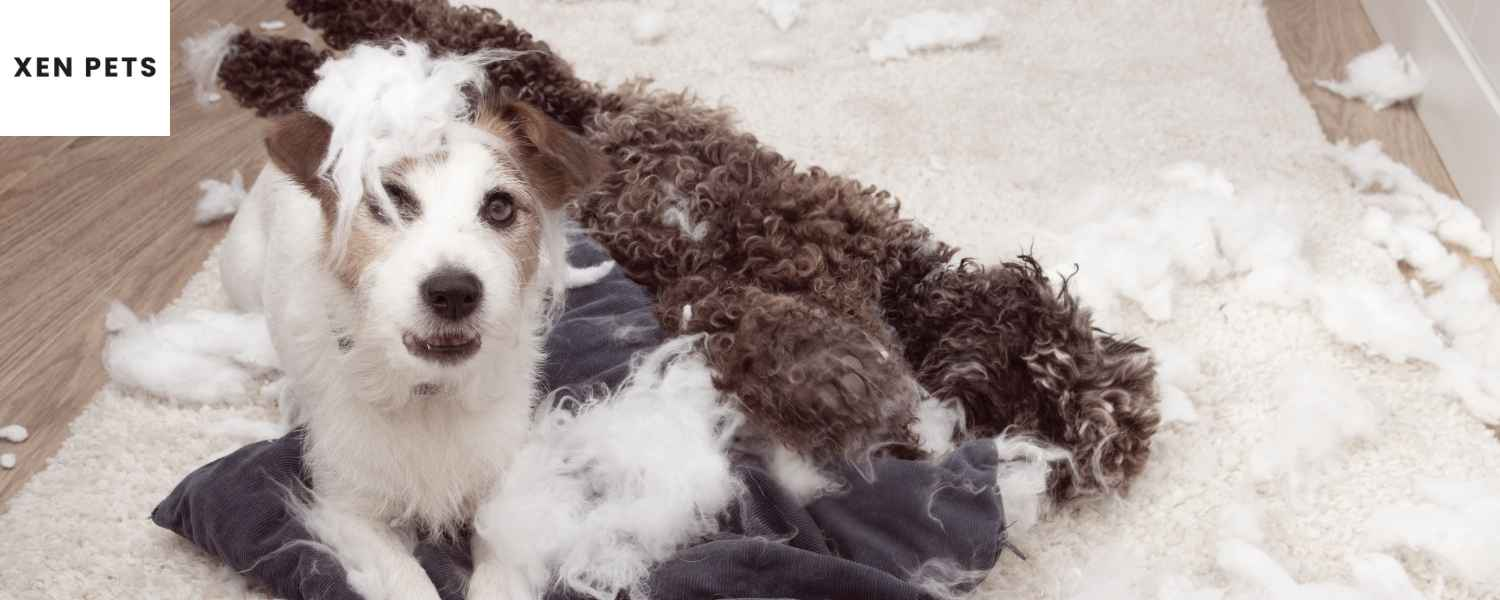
left=1362, top=0, right=1500, bottom=265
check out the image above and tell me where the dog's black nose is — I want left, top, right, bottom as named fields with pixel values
left=421, top=270, right=483, bottom=320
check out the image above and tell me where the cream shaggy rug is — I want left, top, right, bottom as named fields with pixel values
left=4, top=1, right=1500, bottom=599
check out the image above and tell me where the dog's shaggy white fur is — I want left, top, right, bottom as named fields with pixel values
left=221, top=42, right=586, bottom=600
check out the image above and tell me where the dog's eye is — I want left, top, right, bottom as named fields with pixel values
left=482, top=190, right=516, bottom=227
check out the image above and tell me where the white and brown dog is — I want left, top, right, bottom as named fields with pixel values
left=219, top=43, right=605, bottom=600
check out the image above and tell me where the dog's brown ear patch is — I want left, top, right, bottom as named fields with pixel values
left=266, top=112, right=336, bottom=218
left=491, top=100, right=608, bottom=209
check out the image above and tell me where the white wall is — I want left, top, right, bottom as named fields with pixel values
left=1363, top=0, right=1500, bottom=265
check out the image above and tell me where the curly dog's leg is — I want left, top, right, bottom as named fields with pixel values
left=679, top=285, right=922, bottom=467
left=897, top=259, right=1160, bottom=500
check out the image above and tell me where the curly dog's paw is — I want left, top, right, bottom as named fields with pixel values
left=906, top=259, right=1161, bottom=499
left=694, top=288, right=921, bottom=464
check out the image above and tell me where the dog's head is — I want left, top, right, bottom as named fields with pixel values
left=266, top=97, right=605, bottom=384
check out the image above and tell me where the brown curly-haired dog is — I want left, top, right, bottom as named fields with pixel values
left=211, top=0, right=1159, bottom=499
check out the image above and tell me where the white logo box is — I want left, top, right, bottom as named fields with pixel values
left=0, top=0, right=169, bottom=136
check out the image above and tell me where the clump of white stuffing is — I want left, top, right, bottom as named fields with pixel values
left=867, top=11, right=990, bottom=63
left=992, top=435, right=1072, bottom=537
left=181, top=24, right=243, bottom=105
left=1316, top=44, right=1427, bottom=111
left=912, top=396, right=963, bottom=455
left=0, top=454, right=14, bottom=469
left=1247, top=370, right=1381, bottom=487
left=1154, top=345, right=1204, bottom=425
left=194, top=169, right=247, bottom=224
left=1216, top=540, right=1425, bottom=600
left=768, top=442, right=840, bottom=506
left=1311, top=281, right=1445, bottom=364
left=470, top=336, right=741, bottom=600
left=102, top=302, right=279, bottom=406
left=0, top=424, right=28, bottom=443
left=630, top=12, right=668, bottom=44
left=1053, top=163, right=1310, bottom=327
left=258, top=19, right=287, bottom=31
left=1334, top=140, right=1492, bottom=258
left=1328, top=141, right=1500, bottom=422
left=1372, top=480, right=1500, bottom=589
left=562, top=260, right=615, bottom=289
left=757, top=0, right=801, bottom=32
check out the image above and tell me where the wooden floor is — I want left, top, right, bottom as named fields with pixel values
left=0, top=0, right=294, bottom=503
left=0, top=0, right=1493, bottom=507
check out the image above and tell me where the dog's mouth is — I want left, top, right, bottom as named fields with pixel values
left=402, top=330, right=481, bottom=365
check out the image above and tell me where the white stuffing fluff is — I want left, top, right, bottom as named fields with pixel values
left=562, top=260, right=616, bottom=289
left=1316, top=44, right=1427, bottom=111
left=867, top=11, right=990, bottom=63
left=1372, top=480, right=1500, bottom=589
left=102, top=302, right=279, bottom=406
left=1155, top=346, right=1204, bottom=425
left=1054, top=163, right=1310, bottom=327
left=1421, top=266, right=1500, bottom=357
left=303, top=41, right=515, bottom=262
left=258, top=20, right=287, bottom=31
left=104, top=300, right=141, bottom=333
left=1215, top=541, right=1424, bottom=599
left=193, top=169, right=248, bottom=225
left=630, top=11, right=668, bottom=44
left=1158, top=384, right=1199, bottom=426
left=1334, top=140, right=1493, bottom=258
left=0, top=424, right=28, bottom=443
left=180, top=24, right=243, bottom=105
left=757, top=0, right=801, bottom=32
left=748, top=44, right=804, bottom=69
left=1246, top=370, right=1381, bottom=486
left=913, top=396, right=963, bottom=455
left=1311, top=281, right=1445, bottom=364
left=0, top=454, right=14, bottom=470
left=471, top=337, right=740, bottom=600
left=992, top=435, right=1071, bottom=537
left=1433, top=354, right=1500, bottom=424
left=768, top=442, right=840, bottom=506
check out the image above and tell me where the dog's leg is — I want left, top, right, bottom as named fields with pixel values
left=301, top=502, right=443, bottom=600
left=219, top=164, right=281, bottom=313
left=684, top=285, right=922, bottom=466
left=464, top=535, right=541, bottom=600
left=896, top=258, right=1161, bottom=500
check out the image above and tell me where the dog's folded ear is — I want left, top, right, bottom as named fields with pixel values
left=265, top=112, right=335, bottom=212
left=488, top=100, right=608, bottom=209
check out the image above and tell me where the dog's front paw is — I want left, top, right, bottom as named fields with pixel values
left=465, top=562, right=538, bottom=600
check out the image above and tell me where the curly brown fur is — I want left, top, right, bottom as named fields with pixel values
left=886, top=259, right=1160, bottom=498
left=219, top=30, right=329, bottom=117
left=214, top=0, right=1162, bottom=498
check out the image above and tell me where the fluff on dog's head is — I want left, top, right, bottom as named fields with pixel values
left=264, top=41, right=605, bottom=399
